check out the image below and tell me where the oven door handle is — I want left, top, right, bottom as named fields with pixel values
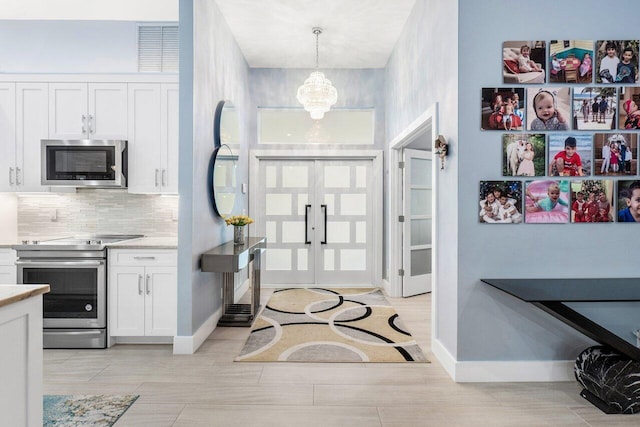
left=15, top=260, right=105, bottom=267
left=44, top=331, right=104, bottom=336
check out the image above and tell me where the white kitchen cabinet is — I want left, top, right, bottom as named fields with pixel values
left=49, top=82, right=128, bottom=140
left=127, top=83, right=178, bottom=194
left=0, top=82, right=49, bottom=192
left=109, top=249, right=177, bottom=337
left=0, top=249, right=17, bottom=284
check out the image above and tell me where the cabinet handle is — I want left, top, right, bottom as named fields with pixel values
left=155, top=169, right=159, bottom=187
left=82, top=115, right=86, bottom=134
left=134, top=256, right=156, bottom=260
left=162, top=169, right=167, bottom=186
left=145, top=274, right=151, bottom=295
left=15, top=167, right=21, bottom=186
left=138, top=274, right=143, bottom=295
left=88, top=114, right=94, bottom=134
left=9, top=167, right=14, bottom=185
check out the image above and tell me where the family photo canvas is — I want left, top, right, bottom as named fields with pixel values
left=593, top=133, right=636, bottom=176
left=548, top=133, right=592, bottom=176
left=502, top=133, right=545, bottom=177
left=570, top=180, right=614, bottom=223
left=526, top=87, right=571, bottom=131
left=595, top=40, right=639, bottom=84
left=503, top=41, right=546, bottom=84
left=617, top=180, right=640, bottom=222
left=524, top=180, right=570, bottom=224
left=618, top=86, right=640, bottom=129
left=572, top=86, right=616, bottom=130
left=481, top=88, right=525, bottom=130
left=549, top=40, right=594, bottom=84
left=479, top=181, right=523, bottom=224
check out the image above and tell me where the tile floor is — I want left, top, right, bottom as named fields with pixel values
left=43, top=290, right=640, bottom=426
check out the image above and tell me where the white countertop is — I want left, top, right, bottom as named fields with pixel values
left=106, top=237, right=177, bottom=249
left=0, top=285, right=50, bottom=309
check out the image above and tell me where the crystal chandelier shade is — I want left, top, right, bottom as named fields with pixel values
left=296, top=27, right=337, bottom=120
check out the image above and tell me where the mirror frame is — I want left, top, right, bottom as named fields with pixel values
left=213, top=100, right=226, bottom=148
left=208, top=143, right=238, bottom=218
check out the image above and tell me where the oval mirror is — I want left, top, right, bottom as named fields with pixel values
left=209, top=144, right=237, bottom=218
left=214, top=100, right=239, bottom=148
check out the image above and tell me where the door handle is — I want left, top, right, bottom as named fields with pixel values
left=155, top=169, right=159, bottom=187
left=304, top=204, right=311, bottom=244
left=82, top=114, right=86, bottom=134
left=145, top=274, right=151, bottom=294
left=138, top=274, right=143, bottom=295
left=162, top=169, right=167, bottom=186
left=321, top=204, right=327, bottom=245
left=15, top=167, right=21, bottom=185
left=9, top=167, right=14, bottom=185
left=88, top=114, right=94, bottom=134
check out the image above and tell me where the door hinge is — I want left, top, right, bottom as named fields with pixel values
left=399, top=161, right=405, bottom=168
left=399, top=215, right=405, bottom=222
left=398, top=269, right=405, bottom=277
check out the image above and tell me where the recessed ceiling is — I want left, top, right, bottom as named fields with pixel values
left=215, top=0, right=416, bottom=69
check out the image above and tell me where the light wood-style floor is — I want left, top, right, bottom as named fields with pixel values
left=44, top=289, right=638, bottom=426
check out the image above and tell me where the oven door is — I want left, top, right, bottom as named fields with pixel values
left=16, top=259, right=106, bottom=328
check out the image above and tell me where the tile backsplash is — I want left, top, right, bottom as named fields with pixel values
left=18, top=190, right=178, bottom=239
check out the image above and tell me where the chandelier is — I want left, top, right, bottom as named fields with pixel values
left=296, top=27, right=338, bottom=120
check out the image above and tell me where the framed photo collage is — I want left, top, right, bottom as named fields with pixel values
left=480, top=40, right=640, bottom=224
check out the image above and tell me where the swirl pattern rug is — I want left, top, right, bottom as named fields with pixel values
left=235, top=288, right=428, bottom=363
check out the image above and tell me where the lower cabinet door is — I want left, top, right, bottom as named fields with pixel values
left=109, top=266, right=146, bottom=336
left=145, top=266, right=177, bottom=336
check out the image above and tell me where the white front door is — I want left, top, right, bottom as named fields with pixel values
left=257, top=159, right=374, bottom=285
left=402, top=149, right=433, bottom=297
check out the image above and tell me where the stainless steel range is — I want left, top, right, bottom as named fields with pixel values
left=14, top=234, right=142, bottom=349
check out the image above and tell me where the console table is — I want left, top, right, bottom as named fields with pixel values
left=201, top=237, right=266, bottom=326
left=482, top=278, right=640, bottom=414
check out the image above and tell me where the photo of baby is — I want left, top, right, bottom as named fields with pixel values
left=481, top=88, right=525, bottom=131
left=479, top=181, right=523, bottom=224
left=549, top=40, right=593, bottom=84
left=502, top=134, right=545, bottom=177
left=617, top=180, right=640, bottom=222
left=595, top=40, right=639, bottom=84
left=594, top=133, right=637, bottom=176
left=572, top=87, right=616, bottom=130
left=618, top=87, right=640, bottom=129
left=548, top=133, right=592, bottom=176
left=570, top=180, right=614, bottom=223
left=503, top=41, right=546, bottom=85
left=524, top=180, right=570, bottom=224
left=526, top=87, right=571, bottom=131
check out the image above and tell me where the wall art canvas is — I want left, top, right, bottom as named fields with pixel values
left=481, top=87, right=525, bottom=130
left=618, top=86, right=640, bottom=129
left=525, top=180, right=570, bottom=224
left=595, top=40, right=639, bottom=84
left=572, top=86, right=616, bottom=130
left=502, top=41, right=546, bottom=84
left=594, top=133, right=637, bottom=176
left=548, top=133, right=592, bottom=176
left=617, top=180, right=640, bottom=222
left=502, top=133, right=545, bottom=177
left=526, top=87, right=571, bottom=131
left=549, top=40, right=594, bottom=84
left=479, top=181, right=523, bottom=224
left=570, top=180, right=614, bottom=223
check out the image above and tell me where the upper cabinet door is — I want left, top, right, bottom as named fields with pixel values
left=48, top=83, right=88, bottom=139
left=16, top=83, right=50, bottom=192
left=0, top=83, right=16, bottom=192
left=88, top=83, right=128, bottom=140
left=161, top=83, right=179, bottom=194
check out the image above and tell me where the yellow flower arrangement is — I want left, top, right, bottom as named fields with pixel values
left=224, top=215, right=254, bottom=227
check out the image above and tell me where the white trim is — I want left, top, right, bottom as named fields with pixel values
left=172, top=307, right=221, bottom=355
left=0, top=74, right=178, bottom=83
left=432, top=338, right=574, bottom=382
left=249, top=149, right=383, bottom=286
left=381, top=278, right=392, bottom=296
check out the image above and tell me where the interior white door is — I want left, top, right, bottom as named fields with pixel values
left=258, top=159, right=374, bottom=285
left=402, top=149, right=433, bottom=297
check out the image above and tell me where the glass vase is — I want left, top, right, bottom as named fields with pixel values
left=233, top=225, right=245, bottom=245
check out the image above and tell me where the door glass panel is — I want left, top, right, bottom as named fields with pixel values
left=411, top=219, right=432, bottom=245
left=356, top=166, right=367, bottom=188
left=266, top=249, right=292, bottom=270
left=324, top=249, right=335, bottom=271
left=327, top=221, right=350, bottom=243
left=266, top=194, right=292, bottom=215
left=340, top=249, right=367, bottom=271
left=297, top=194, right=309, bottom=214
left=324, top=166, right=350, bottom=188
left=355, top=221, right=366, bottom=243
left=282, top=166, right=308, bottom=188
left=411, top=248, right=432, bottom=276
left=340, top=194, right=367, bottom=215
left=411, top=189, right=432, bottom=215
left=266, top=221, right=277, bottom=243
left=411, top=158, right=432, bottom=186
left=22, top=268, right=97, bottom=319
left=281, top=221, right=305, bottom=243
left=266, top=166, right=277, bottom=188
left=324, top=194, right=335, bottom=215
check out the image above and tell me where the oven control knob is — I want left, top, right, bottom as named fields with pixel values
left=32, top=240, right=39, bottom=244
left=22, top=240, right=29, bottom=244
left=85, top=304, right=93, bottom=312
left=86, top=240, right=92, bottom=245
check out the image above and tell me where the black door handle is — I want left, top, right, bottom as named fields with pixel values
left=304, top=204, right=311, bottom=244
left=321, top=204, right=327, bottom=244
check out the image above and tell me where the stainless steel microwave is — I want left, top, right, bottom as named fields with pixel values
left=41, top=140, right=128, bottom=188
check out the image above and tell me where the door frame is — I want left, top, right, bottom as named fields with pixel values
left=249, top=149, right=384, bottom=286
left=387, top=103, right=439, bottom=298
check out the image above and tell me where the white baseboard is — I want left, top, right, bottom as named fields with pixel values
left=432, top=338, right=574, bottom=382
left=173, top=307, right=221, bottom=355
